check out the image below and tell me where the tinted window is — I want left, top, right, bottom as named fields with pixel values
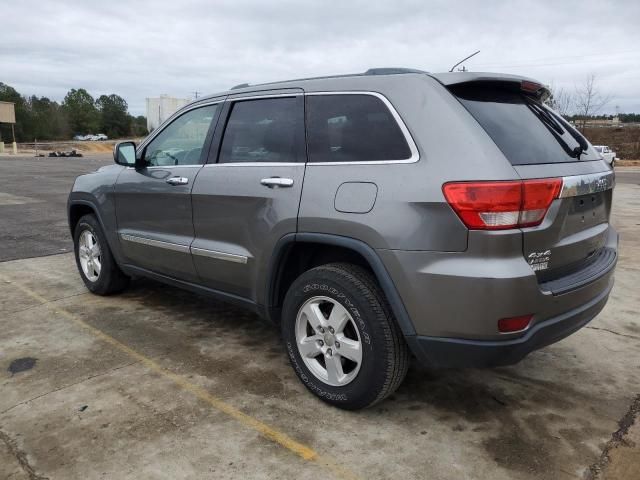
left=306, top=94, right=412, bottom=163
left=451, top=85, right=599, bottom=165
left=143, top=104, right=218, bottom=166
left=219, top=97, right=303, bottom=163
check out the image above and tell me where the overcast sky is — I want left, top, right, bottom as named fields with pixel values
left=2, top=0, right=638, bottom=116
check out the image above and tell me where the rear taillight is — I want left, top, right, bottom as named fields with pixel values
left=442, top=178, right=562, bottom=230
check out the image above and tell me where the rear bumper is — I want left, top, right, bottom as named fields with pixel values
left=377, top=225, right=618, bottom=368
left=405, top=278, right=613, bottom=368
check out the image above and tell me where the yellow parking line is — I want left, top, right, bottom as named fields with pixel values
left=1, top=275, right=360, bottom=480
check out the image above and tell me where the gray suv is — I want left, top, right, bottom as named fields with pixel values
left=68, top=69, right=617, bottom=410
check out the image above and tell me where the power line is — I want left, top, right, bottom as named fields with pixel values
left=474, top=50, right=640, bottom=69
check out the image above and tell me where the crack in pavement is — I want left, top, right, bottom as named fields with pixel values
left=585, top=394, right=640, bottom=479
left=0, top=429, right=49, bottom=480
left=585, top=326, right=640, bottom=341
left=1, top=361, right=138, bottom=416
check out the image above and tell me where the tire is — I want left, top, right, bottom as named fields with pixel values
left=73, top=214, right=129, bottom=295
left=281, top=263, right=409, bottom=410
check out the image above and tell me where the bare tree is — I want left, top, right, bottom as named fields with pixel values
left=574, top=74, right=611, bottom=130
left=545, top=82, right=573, bottom=117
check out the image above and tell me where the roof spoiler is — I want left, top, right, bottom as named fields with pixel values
left=429, top=72, right=551, bottom=102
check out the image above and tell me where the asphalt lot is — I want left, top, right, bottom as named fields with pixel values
left=1, top=154, right=639, bottom=479
left=0, top=154, right=111, bottom=262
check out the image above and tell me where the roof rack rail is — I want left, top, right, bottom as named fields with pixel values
left=231, top=83, right=250, bottom=90
left=364, top=68, right=427, bottom=75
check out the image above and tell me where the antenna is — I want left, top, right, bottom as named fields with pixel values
left=449, top=50, right=481, bottom=72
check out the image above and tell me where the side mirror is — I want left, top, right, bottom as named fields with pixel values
left=114, top=141, right=136, bottom=167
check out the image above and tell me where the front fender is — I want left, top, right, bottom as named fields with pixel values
left=68, top=165, right=124, bottom=264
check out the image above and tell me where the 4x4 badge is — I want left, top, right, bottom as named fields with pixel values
left=528, top=250, right=551, bottom=271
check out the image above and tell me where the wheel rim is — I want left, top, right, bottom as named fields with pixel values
left=78, top=230, right=102, bottom=282
left=295, top=296, right=363, bottom=387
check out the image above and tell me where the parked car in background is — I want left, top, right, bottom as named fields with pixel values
left=73, top=134, right=109, bottom=141
left=68, top=68, right=618, bottom=410
left=593, top=145, right=616, bottom=166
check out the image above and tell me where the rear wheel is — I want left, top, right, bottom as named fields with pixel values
left=281, top=263, right=409, bottom=410
left=73, top=214, right=129, bottom=295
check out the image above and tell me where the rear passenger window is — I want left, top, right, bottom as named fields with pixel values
left=218, top=97, right=303, bottom=163
left=306, top=94, right=412, bottom=163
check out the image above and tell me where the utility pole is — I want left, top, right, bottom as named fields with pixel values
left=192, top=91, right=201, bottom=100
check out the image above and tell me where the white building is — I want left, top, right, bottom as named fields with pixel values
left=146, top=95, right=190, bottom=131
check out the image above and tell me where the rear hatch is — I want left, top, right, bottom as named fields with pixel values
left=445, top=77, right=615, bottom=293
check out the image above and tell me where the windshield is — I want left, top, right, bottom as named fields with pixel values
left=594, top=146, right=603, bottom=153
left=450, top=84, right=600, bottom=165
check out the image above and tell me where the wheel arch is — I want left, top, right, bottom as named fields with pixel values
left=68, top=199, right=106, bottom=235
left=265, top=233, right=416, bottom=336
left=67, top=197, right=123, bottom=265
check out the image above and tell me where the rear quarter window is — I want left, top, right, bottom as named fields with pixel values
left=306, top=94, right=412, bottom=163
left=450, top=85, right=599, bottom=165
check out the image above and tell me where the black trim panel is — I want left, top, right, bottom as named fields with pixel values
left=539, top=247, right=616, bottom=295
left=121, top=264, right=258, bottom=313
left=407, top=280, right=613, bottom=368
left=265, top=233, right=417, bottom=336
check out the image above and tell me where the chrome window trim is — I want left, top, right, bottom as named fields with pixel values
left=559, top=170, right=615, bottom=198
left=226, top=92, right=303, bottom=101
left=203, top=162, right=300, bottom=168
left=120, top=234, right=190, bottom=253
left=191, top=247, right=248, bottom=264
left=125, top=164, right=203, bottom=170
left=136, top=99, right=225, bottom=153
left=304, top=91, right=420, bottom=165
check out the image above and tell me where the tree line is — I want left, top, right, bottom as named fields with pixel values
left=545, top=74, right=639, bottom=129
left=0, top=82, right=148, bottom=142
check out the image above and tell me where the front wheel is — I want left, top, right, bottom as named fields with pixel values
left=73, top=214, right=129, bottom=295
left=281, top=263, right=409, bottom=410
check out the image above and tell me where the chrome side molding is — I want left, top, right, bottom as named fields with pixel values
left=120, top=233, right=248, bottom=264
left=120, top=234, right=191, bottom=253
left=559, top=171, right=615, bottom=198
left=190, top=247, right=248, bottom=264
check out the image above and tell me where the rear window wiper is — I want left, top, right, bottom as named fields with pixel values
left=525, top=99, right=587, bottom=159
left=548, top=109, right=590, bottom=158
left=527, top=102, right=564, bottom=135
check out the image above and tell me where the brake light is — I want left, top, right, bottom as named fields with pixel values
left=442, top=178, right=562, bottom=230
left=521, top=80, right=543, bottom=94
left=498, top=315, right=533, bottom=333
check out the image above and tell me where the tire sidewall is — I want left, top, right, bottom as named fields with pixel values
left=282, top=268, right=389, bottom=408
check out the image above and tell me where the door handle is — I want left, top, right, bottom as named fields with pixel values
left=166, top=176, right=189, bottom=186
left=260, top=177, right=294, bottom=188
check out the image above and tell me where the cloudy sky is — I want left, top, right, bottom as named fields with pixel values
left=2, top=0, right=638, bottom=116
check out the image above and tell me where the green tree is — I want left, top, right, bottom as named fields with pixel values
left=129, top=115, right=148, bottom=137
left=28, top=96, right=70, bottom=140
left=63, top=88, right=99, bottom=134
left=0, top=82, right=28, bottom=142
left=96, top=94, right=130, bottom=138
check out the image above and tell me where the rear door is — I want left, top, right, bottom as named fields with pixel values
left=450, top=83, right=615, bottom=284
left=115, top=101, right=222, bottom=281
left=190, top=91, right=306, bottom=301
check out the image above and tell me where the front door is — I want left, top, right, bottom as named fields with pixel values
left=191, top=93, right=305, bottom=301
left=115, top=102, right=222, bottom=281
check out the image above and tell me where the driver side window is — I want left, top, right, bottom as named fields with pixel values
left=143, top=104, right=219, bottom=167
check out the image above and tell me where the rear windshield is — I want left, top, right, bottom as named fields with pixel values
left=450, top=85, right=599, bottom=165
